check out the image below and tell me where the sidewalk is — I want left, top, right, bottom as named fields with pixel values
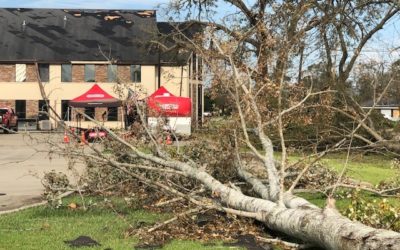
left=0, top=133, right=82, bottom=213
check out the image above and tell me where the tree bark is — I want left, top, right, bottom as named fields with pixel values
left=185, top=163, right=400, bottom=249
left=129, top=146, right=400, bottom=249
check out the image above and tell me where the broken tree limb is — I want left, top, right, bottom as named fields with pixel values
left=0, top=191, right=75, bottom=215
left=155, top=188, right=205, bottom=207
left=75, top=110, right=400, bottom=249
left=237, top=167, right=317, bottom=209
left=147, top=207, right=204, bottom=233
left=256, top=236, right=313, bottom=249
left=324, top=183, right=400, bottom=198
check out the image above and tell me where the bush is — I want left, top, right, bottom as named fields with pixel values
left=345, top=190, right=400, bottom=231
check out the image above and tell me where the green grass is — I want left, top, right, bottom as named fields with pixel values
left=277, top=152, right=396, bottom=185
left=0, top=196, right=243, bottom=250
left=321, top=154, right=395, bottom=185
left=287, top=153, right=400, bottom=213
left=0, top=197, right=160, bottom=250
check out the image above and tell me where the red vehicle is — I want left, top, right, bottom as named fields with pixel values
left=0, top=107, right=18, bottom=133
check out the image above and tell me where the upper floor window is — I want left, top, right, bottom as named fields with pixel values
left=61, top=64, right=72, bottom=82
left=108, top=65, right=117, bottom=82
left=39, top=64, right=49, bottom=82
left=85, top=64, right=95, bottom=82
left=130, top=65, right=141, bottom=83
left=16, top=64, right=26, bottom=82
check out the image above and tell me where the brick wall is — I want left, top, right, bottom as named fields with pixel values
left=0, top=100, right=15, bottom=109
left=0, top=64, right=15, bottom=82
left=26, top=64, right=37, bottom=82
left=95, top=65, right=108, bottom=82
left=0, top=64, right=135, bottom=83
left=118, top=65, right=130, bottom=83
left=72, top=65, right=85, bottom=82
left=26, top=100, right=38, bottom=118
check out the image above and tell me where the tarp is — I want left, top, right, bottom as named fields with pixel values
left=69, top=84, right=121, bottom=107
left=147, top=87, right=191, bottom=117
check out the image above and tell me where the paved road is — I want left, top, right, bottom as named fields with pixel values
left=0, top=133, right=82, bottom=212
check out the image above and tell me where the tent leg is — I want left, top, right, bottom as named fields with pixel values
left=121, top=107, right=125, bottom=129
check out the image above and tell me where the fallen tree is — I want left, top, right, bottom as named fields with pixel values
left=35, top=1, right=400, bottom=249
left=54, top=111, right=400, bottom=249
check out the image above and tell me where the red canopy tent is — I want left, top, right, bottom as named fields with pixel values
left=69, top=84, right=121, bottom=107
left=147, top=87, right=191, bottom=117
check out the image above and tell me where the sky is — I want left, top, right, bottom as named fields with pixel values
left=0, top=0, right=167, bottom=9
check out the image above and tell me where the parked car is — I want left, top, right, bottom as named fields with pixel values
left=0, top=107, right=18, bottom=133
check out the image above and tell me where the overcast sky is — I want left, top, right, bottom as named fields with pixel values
left=0, top=0, right=167, bottom=9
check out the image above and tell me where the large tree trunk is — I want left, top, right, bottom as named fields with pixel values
left=133, top=148, right=400, bottom=249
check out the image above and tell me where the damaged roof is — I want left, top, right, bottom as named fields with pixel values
left=157, top=22, right=203, bottom=65
left=0, top=8, right=170, bottom=64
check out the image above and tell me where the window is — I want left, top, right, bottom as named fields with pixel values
left=16, top=64, right=26, bottom=82
left=84, top=107, right=95, bottom=121
left=15, top=100, right=26, bottom=119
left=85, top=64, right=95, bottom=82
left=39, top=64, right=49, bottom=82
left=108, top=65, right=117, bottom=82
left=61, top=100, right=71, bottom=121
left=38, top=100, right=49, bottom=112
left=130, top=65, right=141, bottom=82
left=38, top=100, right=49, bottom=120
left=61, top=64, right=72, bottom=82
left=107, top=107, right=118, bottom=121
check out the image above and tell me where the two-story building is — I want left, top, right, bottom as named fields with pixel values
left=0, top=8, right=203, bottom=129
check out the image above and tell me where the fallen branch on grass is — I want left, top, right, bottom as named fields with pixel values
left=147, top=207, right=204, bottom=233
left=0, top=191, right=75, bottom=215
left=256, top=236, right=313, bottom=249
left=324, top=183, right=400, bottom=197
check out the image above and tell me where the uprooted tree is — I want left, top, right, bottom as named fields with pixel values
left=36, top=1, right=400, bottom=249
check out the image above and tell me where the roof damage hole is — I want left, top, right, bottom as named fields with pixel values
left=63, top=16, right=67, bottom=28
left=136, top=10, right=155, bottom=18
left=22, top=20, right=26, bottom=32
left=104, top=15, right=121, bottom=21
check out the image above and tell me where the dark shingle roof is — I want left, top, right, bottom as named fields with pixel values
left=0, top=8, right=162, bottom=64
left=157, top=22, right=203, bottom=65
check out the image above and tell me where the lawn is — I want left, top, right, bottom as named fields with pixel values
left=277, top=152, right=396, bottom=185
left=0, top=196, right=241, bottom=250
left=321, top=153, right=396, bottom=185
left=295, top=153, right=400, bottom=213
